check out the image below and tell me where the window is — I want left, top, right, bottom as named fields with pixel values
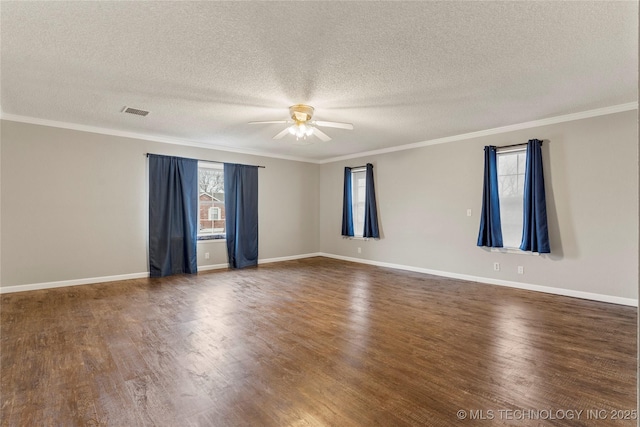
left=497, top=149, right=526, bottom=248
left=351, top=168, right=367, bottom=237
left=198, top=163, right=225, bottom=239
left=208, top=207, right=221, bottom=221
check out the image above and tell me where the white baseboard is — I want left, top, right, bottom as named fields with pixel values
left=319, top=253, right=638, bottom=307
left=258, top=252, right=322, bottom=265
left=0, top=272, right=149, bottom=294
left=2, top=252, right=635, bottom=306
left=0, top=253, right=323, bottom=294
left=198, top=263, right=228, bottom=272
left=200, top=252, right=322, bottom=271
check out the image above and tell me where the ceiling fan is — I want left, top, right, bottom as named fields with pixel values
left=249, top=104, right=353, bottom=142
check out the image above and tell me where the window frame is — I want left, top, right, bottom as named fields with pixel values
left=350, top=167, right=367, bottom=238
left=197, top=162, right=226, bottom=241
left=495, top=146, right=527, bottom=250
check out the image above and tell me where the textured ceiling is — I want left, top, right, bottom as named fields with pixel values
left=1, top=1, right=637, bottom=162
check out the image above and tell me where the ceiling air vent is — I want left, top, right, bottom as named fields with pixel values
left=122, top=106, right=149, bottom=117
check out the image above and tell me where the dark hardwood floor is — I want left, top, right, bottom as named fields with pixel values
left=1, top=257, right=636, bottom=426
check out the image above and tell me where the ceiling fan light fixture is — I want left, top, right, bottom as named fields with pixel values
left=250, top=104, right=351, bottom=143
left=288, top=122, right=315, bottom=139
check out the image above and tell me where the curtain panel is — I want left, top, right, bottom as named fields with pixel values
left=224, top=163, right=259, bottom=269
left=341, top=167, right=354, bottom=237
left=477, top=146, right=503, bottom=248
left=363, top=163, right=380, bottom=238
left=148, top=154, right=198, bottom=277
left=520, top=139, right=550, bottom=253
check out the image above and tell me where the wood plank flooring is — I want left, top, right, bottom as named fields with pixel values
left=1, top=257, right=636, bottom=426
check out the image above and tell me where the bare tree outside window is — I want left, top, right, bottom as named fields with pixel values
left=199, top=168, right=224, bottom=196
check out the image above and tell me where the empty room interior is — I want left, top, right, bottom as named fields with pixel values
left=1, top=2, right=638, bottom=426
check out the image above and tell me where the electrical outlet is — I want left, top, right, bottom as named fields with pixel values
left=518, top=266, right=524, bottom=275
left=493, top=262, right=500, bottom=271
left=357, top=247, right=362, bottom=254
left=467, top=209, right=472, bottom=217
left=205, top=252, right=210, bottom=260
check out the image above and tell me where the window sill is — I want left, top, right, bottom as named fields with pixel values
left=490, top=247, right=540, bottom=256
left=197, top=237, right=226, bottom=243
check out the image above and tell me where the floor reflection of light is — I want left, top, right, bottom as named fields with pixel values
left=186, top=284, right=243, bottom=383
left=346, top=279, right=371, bottom=351
left=493, top=302, right=539, bottom=400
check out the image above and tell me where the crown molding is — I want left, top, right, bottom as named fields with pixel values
left=0, top=113, right=317, bottom=164
left=317, top=102, right=639, bottom=164
left=2, top=101, right=636, bottom=165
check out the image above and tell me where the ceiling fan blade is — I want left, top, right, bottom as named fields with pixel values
left=249, top=120, right=289, bottom=125
left=273, top=128, right=291, bottom=140
left=313, top=128, right=332, bottom=142
left=314, top=120, right=354, bottom=130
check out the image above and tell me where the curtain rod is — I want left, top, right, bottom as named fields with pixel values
left=493, top=140, right=544, bottom=150
left=496, top=143, right=527, bottom=150
left=145, top=153, right=265, bottom=168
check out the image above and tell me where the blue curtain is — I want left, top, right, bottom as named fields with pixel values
left=363, top=163, right=380, bottom=238
left=477, top=146, right=503, bottom=247
left=224, top=163, right=259, bottom=268
left=520, top=139, right=550, bottom=253
left=148, top=155, right=198, bottom=277
left=341, top=167, right=354, bottom=237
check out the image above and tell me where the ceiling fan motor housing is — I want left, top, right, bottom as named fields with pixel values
left=290, top=104, right=314, bottom=123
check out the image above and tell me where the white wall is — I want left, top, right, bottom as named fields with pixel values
left=2, top=111, right=638, bottom=303
left=0, top=121, right=319, bottom=288
left=319, top=110, right=638, bottom=301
